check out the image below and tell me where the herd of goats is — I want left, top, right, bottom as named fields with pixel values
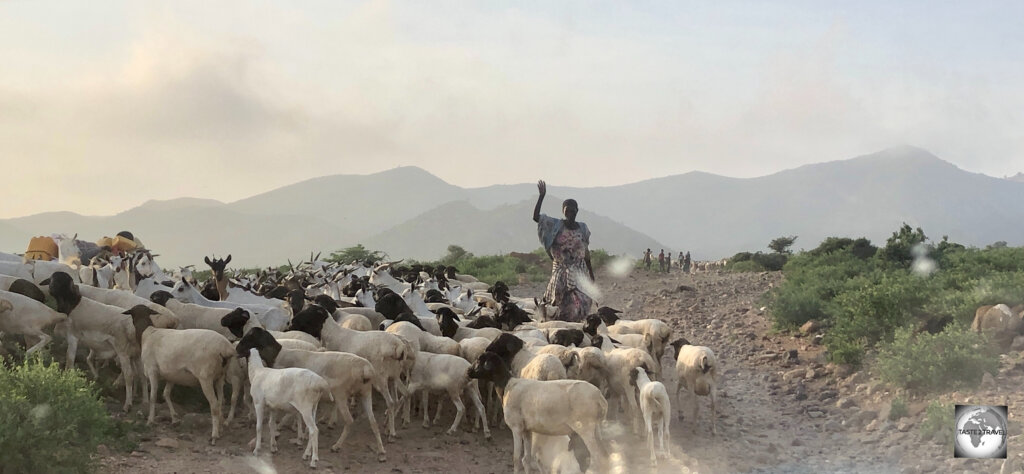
left=0, top=238, right=720, bottom=473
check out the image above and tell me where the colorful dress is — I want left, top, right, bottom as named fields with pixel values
left=537, top=214, right=593, bottom=322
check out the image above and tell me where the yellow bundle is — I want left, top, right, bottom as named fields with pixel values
left=25, top=236, right=57, bottom=261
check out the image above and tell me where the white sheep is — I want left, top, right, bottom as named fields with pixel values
left=467, top=352, right=608, bottom=474
left=0, top=290, right=67, bottom=355
left=631, top=366, right=671, bottom=465
left=148, top=291, right=261, bottom=341
left=605, top=347, right=657, bottom=433
left=126, top=305, right=236, bottom=443
left=531, top=434, right=582, bottom=474
left=77, top=285, right=179, bottom=329
left=669, top=338, right=718, bottom=434
left=244, top=347, right=332, bottom=468
left=385, top=321, right=460, bottom=355
left=49, top=272, right=140, bottom=411
left=399, top=351, right=490, bottom=439
left=236, top=328, right=387, bottom=462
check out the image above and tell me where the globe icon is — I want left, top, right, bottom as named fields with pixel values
left=954, top=406, right=1007, bottom=459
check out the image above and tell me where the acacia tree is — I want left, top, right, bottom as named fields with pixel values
left=769, top=236, right=798, bottom=254
left=326, top=244, right=386, bottom=265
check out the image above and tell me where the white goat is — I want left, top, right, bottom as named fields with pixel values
left=245, top=347, right=332, bottom=468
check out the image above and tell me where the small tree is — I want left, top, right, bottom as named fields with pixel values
left=441, top=245, right=472, bottom=264
left=326, top=244, right=386, bottom=265
left=769, top=236, right=798, bottom=255
left=879, top=223, right=928, bottom=266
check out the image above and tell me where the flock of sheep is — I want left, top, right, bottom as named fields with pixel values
left=0, top=240, right=721, bottom=473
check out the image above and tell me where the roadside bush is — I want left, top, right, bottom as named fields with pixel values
left=920, top=401, right=954, bottom=446
left=751, top=252, right=787, bottom=271
left=889, top=397, right=908, bottom=421
left=0, top=356, right=120, bottom=473
left=768, top=284, right=826, bottom=328
left=876, top=324, right=999, bottom=393
left=727, top=260, right=764, bottom=273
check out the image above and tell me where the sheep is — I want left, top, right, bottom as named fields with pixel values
left=149, top=290, right=260, bottom=341
left=605, top=347, right=658, bottom=433
left=0, top=290, right=67, bottom=355
left=287, top=304, right=409, bottom=439
left=669, top=338, right=718, bottom=434
left=536, top=345, right=610, bottom=390
left=241, top=347, right=332, bottom=468
left=77, top=285, right=179, bottom=329
left=531, top=434, right=583, bottom=474
left=267, top=330, right=322, bottom=348
left=49, top=272, right=140, bottom=411
left=398, top=351, right=490, bottom=439
left=277, top=339, right=321, bottom=351
left=458, top=336, right=493, bottom=364
left=453, top=325, right=503, bottom=342
left=599, top=308, right=672, bottom=372
left=467, top=351, right=608, bottom=474
left=169, top=279, right=290, bottom=331
left=126, top=305, right=236, bottom=444
left=236, top=328, right=387, bottom=461
left=385, top=321, right=459, bottom=355
left=550, top=329, right=586, bottom=347
left=6, top=278, right=46, bottom=303
left=434, top=307, right=461, bottom=338
left=630, top=366, right=671, bottom=465
left=486, top=334, right=573, bottom=382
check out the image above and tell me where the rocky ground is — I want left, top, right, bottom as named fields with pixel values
left=98, top=269, right=1024, bottom=473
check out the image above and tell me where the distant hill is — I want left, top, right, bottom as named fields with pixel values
left=1006, top=172, right=1024, bottom=183
left=3, top=146, right=1024, bottom=267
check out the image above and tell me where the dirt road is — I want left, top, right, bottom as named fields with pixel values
left=100, top=269, right=1023, bottom=473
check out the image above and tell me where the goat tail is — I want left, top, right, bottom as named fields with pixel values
left=395, top=343, right=407, bottom=362
left=700, top=355, right=711, bottom=374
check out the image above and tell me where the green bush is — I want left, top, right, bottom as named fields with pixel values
left=876, top=324, right=999, bottom=393
left=889, top=397, right=908, bottom=421
left=727, top=260, right=765, bottom=273
left=768, top=284, right=826, bottom=328
left=0, top=356, right=122, bottom=473
left=920, top=401, right=954, bottom=446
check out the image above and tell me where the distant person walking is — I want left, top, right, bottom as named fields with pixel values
left=678, top=252, right=684, bottom=270
left=658, top=249, right=665, bottom=273
left=643, top=248, right=653, bottom=270
left=534, top=180, right=595, bottom=322
left=665, top=252, right=671, bottom=273
left=683, top=251, right=692, bottom=273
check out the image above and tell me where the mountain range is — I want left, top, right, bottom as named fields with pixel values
left=2, top=146, right=1023, bottom=268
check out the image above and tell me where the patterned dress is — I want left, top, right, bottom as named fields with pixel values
left=538, top=216, right=593, bottom=322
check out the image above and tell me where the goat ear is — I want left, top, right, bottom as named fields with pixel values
left=39, top=278, right=51, bottom=286
left=204, top=256, right=212, bottom=266
left=72, top=233, right=78, bottom=240
left=225, top=255, right=232, bottom=265
left=122, top=309, right=132, bottom=315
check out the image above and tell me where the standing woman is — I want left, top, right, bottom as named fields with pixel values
left=533, top=180, right=595, bottom=322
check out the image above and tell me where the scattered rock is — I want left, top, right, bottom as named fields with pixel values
left=808, top=410, right=825, bottom=418
left=805, top=368, right=819, bottom=380
left=787, top=349, right=799, bottom=361
left=865, top=419, right=881, bottom=431
left=791, top=438, right=803, bottom=446
left=812, top=334, right=824, bottom=346
left=800, top=320, right=821, bottom=335
left=836, top=398, right=857, bottom=409
left=824, top=421, right=843, bottom=432
left=1011, top=336, right=1024, bottom=352
left=155, top=437, right=179, bottom=449
left=897, top=420, right=913, bottom=432
left=783, top=368, right=806, bottom=383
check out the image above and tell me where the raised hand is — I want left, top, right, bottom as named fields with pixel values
left=538, top=180, right=546, bottom=196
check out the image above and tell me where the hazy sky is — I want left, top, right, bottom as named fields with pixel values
left=2, top=1, right=1022, bottom=218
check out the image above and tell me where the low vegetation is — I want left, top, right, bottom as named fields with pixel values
left=763, top=224, right=1016, bottom=390
left=0, top=355, right=136, bottom=473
